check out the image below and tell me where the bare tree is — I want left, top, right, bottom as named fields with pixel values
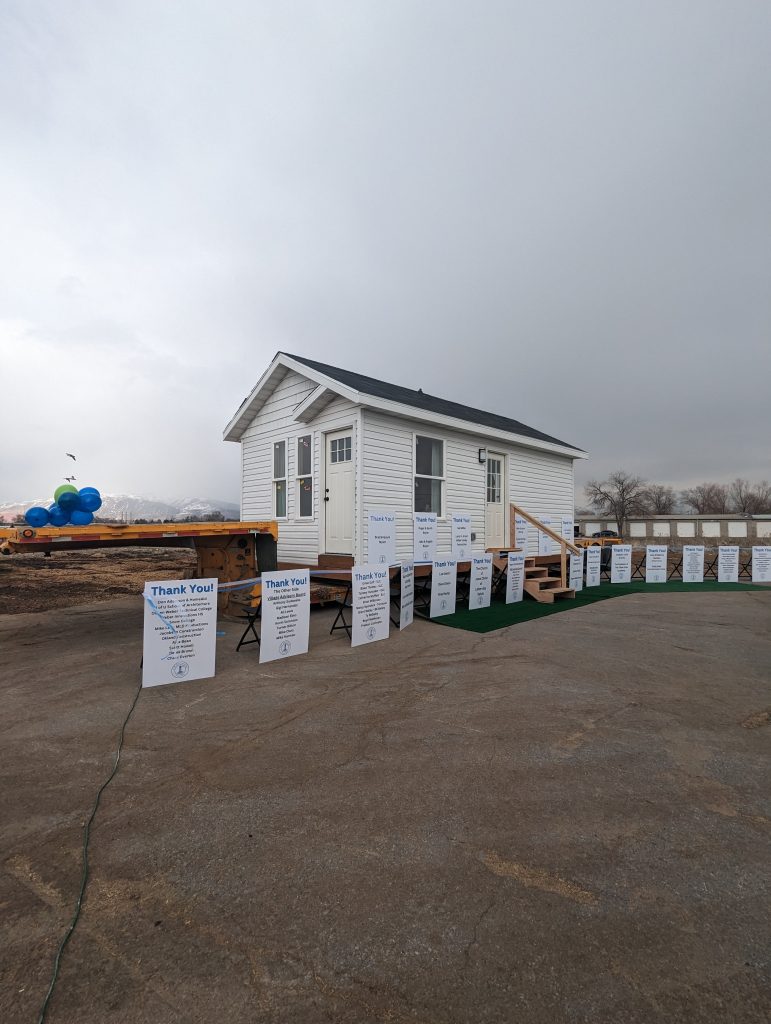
left=754, top=481, right=771, bottom=514
left=584, top=470, right=648, bottom=536
left=641, top=483, right=677, bottom=514
left=681, top=482, right=730, bottom=514
left=729, top=478, right=771, bottom=515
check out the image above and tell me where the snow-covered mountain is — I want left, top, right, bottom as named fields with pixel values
left=0, top=494, right=240, bottom=523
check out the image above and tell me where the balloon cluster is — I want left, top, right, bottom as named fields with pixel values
left=24, top=486, right=103, bottom=529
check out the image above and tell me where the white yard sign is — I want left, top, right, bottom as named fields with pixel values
left=514, top=514, right=528, bottom=552
left=368, top=509, right=396, bottom=566
left=752, top=546, right=771, bottom=583
left=682, top=545, right=705, bottom=583
left=451, top=513, right=472, bottom=560
left=260, top=570, right=311, bottom=663
left=506, top=551, right=525, bottom=603
left=538, top=514, right=555, bottom=556
left=718, top=546, right=739, bottom=583
left=351, top=565, right=391, bottom=647
left=646, top=545, right=668, bottom=584
left=400, top=561, right=414, bottom=629
left=469, top=554, right=493, bottom=610
left=430, top=559, right=458, bottom=617
left=561, top=516, right=574, bottom=544
left=569, top=550, right=584, bottom=592
left=610, top=545, right=632, bottom=584
left=142, top=578, right=218, bottom=687
left=585, top=546, right=602, bottom=587
left=413, top=513, right=437, bottom=562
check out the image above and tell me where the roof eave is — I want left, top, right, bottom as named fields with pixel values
left=222, top=353, right=360, bottom=441
left=358, top=395, right=587, bottom=459
left=224, top=353, right=587, bottom=458
left=222, top=354, right=284, bottom=442
left=292, top=384, right=338, bottom=423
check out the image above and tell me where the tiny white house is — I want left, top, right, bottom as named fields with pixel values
left=224, top=353, right=588, bottom=565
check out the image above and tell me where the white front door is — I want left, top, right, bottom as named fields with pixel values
left=325, top=429, right=354, bottom=554
left=485, top=452, right=505, bottom=549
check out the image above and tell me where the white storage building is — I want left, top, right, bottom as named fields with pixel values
left=224, top=353, right=588, bottom=566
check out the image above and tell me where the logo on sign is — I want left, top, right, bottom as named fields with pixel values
left=366, top=626, right=377, bottom=640
left=279, top=640, right=292, bottom=655
left=171, top=661, right=190, bottom=679
left=441, top=599, right=448, bottom=610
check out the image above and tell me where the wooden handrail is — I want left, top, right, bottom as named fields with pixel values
left=509, top=502, right=580, bottom=589
left=509, top=503, right=581, bottom=555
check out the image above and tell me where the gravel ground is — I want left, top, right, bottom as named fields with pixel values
left=0, top=548, right=197, bottom=614
left=2, top=588, right=770, bottom=1023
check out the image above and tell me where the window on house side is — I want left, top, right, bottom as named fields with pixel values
left=273, top=441, right=287, bottom=518
left=414, top=435, right=444, bottom=515
left=297, top=435, right=313, bottom=517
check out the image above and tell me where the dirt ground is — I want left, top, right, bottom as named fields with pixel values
left=2, top=588, right=770, bottom=1023
left=0, top=548, right=197, bottom=615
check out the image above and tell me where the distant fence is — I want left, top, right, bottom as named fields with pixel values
left=597, top=546, right=756, bottom=582
left=578, top=515, right=771, bottom=547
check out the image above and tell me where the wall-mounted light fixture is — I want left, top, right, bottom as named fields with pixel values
left=478, top=448, right=487, bottom=464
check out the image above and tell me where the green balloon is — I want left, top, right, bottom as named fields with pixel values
left=54, top=484, right=78, bottom=503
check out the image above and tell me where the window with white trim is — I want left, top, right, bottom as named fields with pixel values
left=296, top=434, right=313, bottom=518
left=272, top=440, right=287, bottom=518
left=414, top=435, right=444, bottom=515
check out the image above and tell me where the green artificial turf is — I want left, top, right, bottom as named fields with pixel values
left=431, top=580, right=762, bottom=633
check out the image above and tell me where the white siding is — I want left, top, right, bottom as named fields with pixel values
left=507, top=447, right=575, bottom=556
left=240, top=369, right=358, bottom=564
left=361, top=411, right=576, bottom=560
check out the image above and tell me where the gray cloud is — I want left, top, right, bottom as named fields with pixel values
left=1, top=0, right=769, bottom=502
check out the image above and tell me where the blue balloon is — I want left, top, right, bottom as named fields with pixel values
left=70, top=509, right=94, bottom=526
left=48, top=504, right=70, bottom=527
left=78, top=489, right=102, bottom=512
left=24, top=506, right=50, bottom=528
left=57, top=489, right=80, bottom=511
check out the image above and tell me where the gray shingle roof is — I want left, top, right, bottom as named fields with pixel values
left=284, top=353, right=584, bottom=453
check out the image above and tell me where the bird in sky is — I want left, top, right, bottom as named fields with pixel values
left=64, top=476, right=76, bottom=482
left=65, top=453, right=76, bottom=461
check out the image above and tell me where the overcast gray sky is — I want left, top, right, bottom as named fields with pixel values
left=1, top=0, right=769, bottom=503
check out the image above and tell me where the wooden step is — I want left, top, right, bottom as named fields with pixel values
left=525, top=567, right=550, bottom=579
left=317, top=553, right=354, bottom=569
left=523, top=579, right=576, bottom=603
left=524, top=574, right=560, bottom=588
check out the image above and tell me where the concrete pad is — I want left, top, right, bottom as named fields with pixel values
left=1, top=591, right=770, bottom=1023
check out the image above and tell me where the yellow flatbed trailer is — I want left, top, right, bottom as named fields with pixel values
left=574, top=536, right=622, bottom=549
left=0, top=520, right=278, bottom=616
